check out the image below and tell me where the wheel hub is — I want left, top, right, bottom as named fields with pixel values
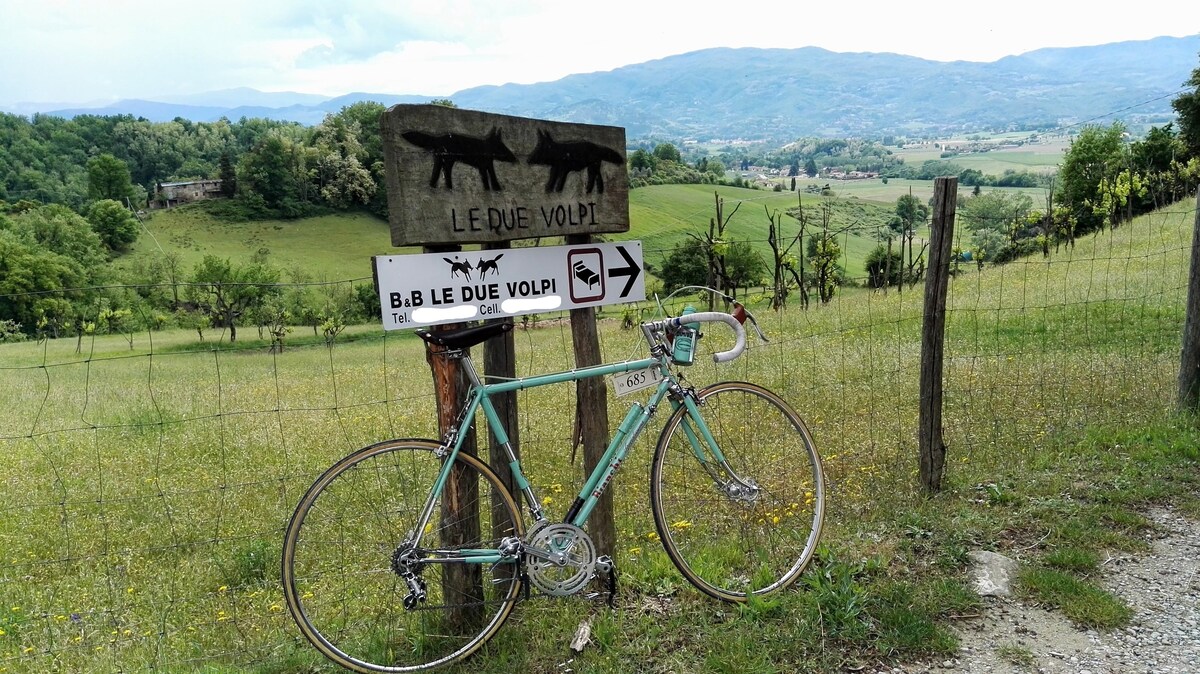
left=724, top=476, right=761, bottom=504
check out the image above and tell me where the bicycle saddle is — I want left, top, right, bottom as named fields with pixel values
left=416, top=321, right=514, bottom=350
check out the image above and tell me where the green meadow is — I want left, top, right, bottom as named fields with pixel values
left=893, top=134, right=1070, bottom=177
left=2, top=193, right=1197, bottom=672
left=125, top=183, right=936, bottom=289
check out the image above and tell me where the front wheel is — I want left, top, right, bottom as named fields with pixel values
left=282, top=439, right=524, bottom=672
left=650, top=382, right=825, bottom=602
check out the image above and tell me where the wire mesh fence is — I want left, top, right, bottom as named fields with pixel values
left=0, top=196, right=1195, bottom=671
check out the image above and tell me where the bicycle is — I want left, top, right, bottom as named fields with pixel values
left=282, top=300, right=826, bottom=672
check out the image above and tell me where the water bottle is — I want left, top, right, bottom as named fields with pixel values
left=671, top=305, right=698, bottom=365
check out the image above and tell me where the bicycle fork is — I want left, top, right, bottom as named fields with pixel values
left=674, top=391, right=763, bottom=505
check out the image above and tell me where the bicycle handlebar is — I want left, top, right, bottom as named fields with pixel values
left=666, top=311, right=747, bottom=363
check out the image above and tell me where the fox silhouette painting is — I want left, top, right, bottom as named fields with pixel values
left=402, top=127, right=516, bottom=191
left=477, top=253, right=504, bottom=280
left=528, top=130, right=624, bottom=194
left=444, top=257, right=473, bottom=280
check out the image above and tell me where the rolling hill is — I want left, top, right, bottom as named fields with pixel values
left=30, top=35, right=1200, bottom=141
left=124, top=184, right=908, bottom=288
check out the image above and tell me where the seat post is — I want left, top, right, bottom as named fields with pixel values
left=459, top=353, right=483, bottom=389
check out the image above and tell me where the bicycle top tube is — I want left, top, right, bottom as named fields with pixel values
left=414, top=310, right=747, bottom=372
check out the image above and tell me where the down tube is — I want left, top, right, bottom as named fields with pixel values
left=568, top=377, right=672, bottom=527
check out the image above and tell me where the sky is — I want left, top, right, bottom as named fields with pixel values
left=1, top=0, right=1196, bottom=108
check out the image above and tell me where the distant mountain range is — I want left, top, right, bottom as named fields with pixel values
left=14, top=35, right=1200, bottom=141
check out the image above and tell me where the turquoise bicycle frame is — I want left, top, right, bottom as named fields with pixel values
left=410, top=349, right=730, bottom=563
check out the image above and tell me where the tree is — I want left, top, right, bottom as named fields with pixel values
left=86, top=199, right=139, bottom=251
left=703, top=157, right=725, bottom=180
left=959, top=190, right=1035, bottom=261
left=697, top=192, right=741, bottom=309
left=87, top=153, right=135, bottom=202
left=807, top=227, right=842, bottom=304
left=186, top=255, right=281, bottom=342
left=1095, top=167, right=1145, bottom=228
left=96, top=304, right=136, bottom=349
left=659, top=241, right=708, bottom=293
left=1056, top=123, right=1125, bottom=235
left=311, top=114, right=377, bottom=208
left=652, top=143, right=681, bottom=163
left=317, top=154, right=376, bottom=208
left=959, top=168, right=985, bottom=186
left=804, top=158, right=818, bottom=178
left=1131, top=124, right=1193, bottom=206
left=864, top=244, right=902, bottom=289
left=766, top=206, right=803, bottom=309
left=218, top=152, right=237, bottom=196
left=893, top=193, right=929, bottom=285
left=239, top=133, right=308, bottom=215
left=325, top=101, right=389, bottom=217
left=1171, top=57, right=1200, bottom=160
left=721, top=241, right=766, bottom=299
left=629, top=148, right=655, bottom=172
left=959, top=190, right=1034, bottom=238
left=0, top=227, right=86, bottom=336
left=15, top=203, right=108, bottom=277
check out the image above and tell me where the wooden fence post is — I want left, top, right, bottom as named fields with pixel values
left=1180, top=190, right=1200, bottom=413
left=566, top=233, right=616, bottom=575
left=919, top=177, right=957, bottom=493
left=482, top=242, right=521, bottom=510
left=422, top=244, right=482, bottom=631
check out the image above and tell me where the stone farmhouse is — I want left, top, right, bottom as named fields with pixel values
left=153, top=179, right=223, bottom=208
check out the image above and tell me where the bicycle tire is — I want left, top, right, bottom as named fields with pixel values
left=282, top=439, right=524, bottom=672
left=650, top=382, right=825, bottom=602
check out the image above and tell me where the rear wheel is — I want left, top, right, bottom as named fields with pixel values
left=282, top=439, right=524, bottom=672
left=650, top=382, right=825, bottom=601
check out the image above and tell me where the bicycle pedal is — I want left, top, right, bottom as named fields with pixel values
left=607, top=569, right=618, bottom=608
left=594, top=555, right=618, bottom=608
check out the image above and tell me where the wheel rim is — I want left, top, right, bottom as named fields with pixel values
left=283, top=441, right=523, bottom=672
left=652, top=383, right=825, bottom=601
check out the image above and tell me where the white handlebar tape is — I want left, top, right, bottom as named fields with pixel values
left=670, top=312, right=747, bottom=363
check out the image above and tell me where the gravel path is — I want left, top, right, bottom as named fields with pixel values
left=873, top=507, right=1200, bottom=673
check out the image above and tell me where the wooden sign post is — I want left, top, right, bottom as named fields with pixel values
left=379, top=104, right=630, bottom=607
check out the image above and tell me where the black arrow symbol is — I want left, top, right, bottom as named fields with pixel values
left=607, top=245, right=641, bottom=298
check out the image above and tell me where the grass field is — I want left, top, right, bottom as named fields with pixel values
left=3, top=194, right=1197, bottom=672
left=125, top=184, right=908, bottom=290
left=128, top=209, right=402, bottom=283
left=892, top=134, right=1070, bottom=177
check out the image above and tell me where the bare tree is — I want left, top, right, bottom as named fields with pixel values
left=691, top=191, right=741, bottom=310
left=766, top=202, right=807, bottom=310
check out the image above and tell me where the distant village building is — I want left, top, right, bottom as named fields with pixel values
left=824, top=168, right=878, bottom=180
left=153, top=179, right=223, bottom=208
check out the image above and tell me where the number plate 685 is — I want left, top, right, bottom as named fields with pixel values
left=611, top=366, right=663, bottom=397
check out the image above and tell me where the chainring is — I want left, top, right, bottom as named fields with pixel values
left=523, top=522, right=597, bottom=596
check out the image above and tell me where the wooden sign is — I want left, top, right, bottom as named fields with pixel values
left=381, top=104, right=629, bottom=247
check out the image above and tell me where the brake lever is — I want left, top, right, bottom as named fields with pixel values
left=731, top=302, right=769, bottom=344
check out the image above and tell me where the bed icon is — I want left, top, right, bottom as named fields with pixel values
left=573, top=260, right=600, bottom=288
left=567, top=249, right=605, bottom=303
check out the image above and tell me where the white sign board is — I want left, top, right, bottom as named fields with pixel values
left=375, top=242, right=645, bottom=330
